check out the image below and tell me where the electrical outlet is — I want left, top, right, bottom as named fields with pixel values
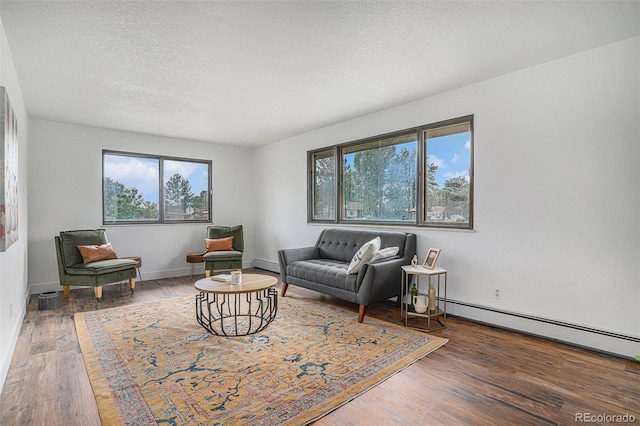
left=494, top=287, right=502, bottom=299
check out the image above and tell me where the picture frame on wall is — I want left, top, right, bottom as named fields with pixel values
left=422, top=248, right=441, bottom=270
left=0, top=86, right=18, bottom=252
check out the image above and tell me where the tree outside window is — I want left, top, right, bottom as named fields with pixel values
left=342, top=133, right=416, bottom=223
left=310, top=150, right=336, bottom=221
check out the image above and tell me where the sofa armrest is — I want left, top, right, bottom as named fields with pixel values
left=277, top=246, right=320, bottom=283
left=356, top=257, right=407, bottom=305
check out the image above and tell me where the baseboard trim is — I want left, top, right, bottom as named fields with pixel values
left=252, top=259, right=279, bottom=273
left=30, top=261, right=257, bottom=294
left=447, top=298, right=640, bottom=359
left=0, top=291, right=27, bottom=395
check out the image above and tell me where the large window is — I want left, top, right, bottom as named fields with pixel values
left=103, top=151, right=212, bottom=224
left=308, top=115, right=473, bottom=229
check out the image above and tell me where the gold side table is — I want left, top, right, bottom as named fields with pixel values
left=401, top=265, right=447, bottom=332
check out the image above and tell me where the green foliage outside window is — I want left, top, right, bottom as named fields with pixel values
left=104, top=177, right=159, bottom=221
left=343, top=137, right=416, bottom=222
left=311, top=151, right=336, bottom=221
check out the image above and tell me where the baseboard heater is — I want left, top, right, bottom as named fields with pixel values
left=446, top=298, right=640, bottom=359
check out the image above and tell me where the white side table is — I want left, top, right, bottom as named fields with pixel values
left=401, top=265, right=447, bottom=332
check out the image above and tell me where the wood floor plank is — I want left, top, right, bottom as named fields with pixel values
left=1, top=269, right=638, bottom=425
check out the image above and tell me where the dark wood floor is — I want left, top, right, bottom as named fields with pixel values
left=1, top=269, right=638, bottom=425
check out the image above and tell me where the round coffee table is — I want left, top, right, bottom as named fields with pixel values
left=194, top=274, right=278, bottom=336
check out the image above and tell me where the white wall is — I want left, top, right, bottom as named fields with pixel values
left=0, top=17, right=29, bottom=393
left=28, top=120, right=254, bottom=293
left=253, top=37, right=640, bottom=357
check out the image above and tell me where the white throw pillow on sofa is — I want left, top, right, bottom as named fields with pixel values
left=347, top=237, right=381, bottom=275
left=370, top=246, right=399, bottom=262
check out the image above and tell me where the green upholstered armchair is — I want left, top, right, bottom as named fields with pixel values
left=54, top=229, right=137, bottom=300
left=203, top=225, right=244, bottom=277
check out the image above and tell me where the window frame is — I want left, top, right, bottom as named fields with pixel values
left=102, top=150, right=212, bottom=225
left=419, top=116, right=474, bottom=230
left=307, top=115, right=474, bottom=230
left=307, top=147, right=338, bottom=223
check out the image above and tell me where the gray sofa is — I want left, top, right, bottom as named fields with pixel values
left=278, top=228, right=416, bottom=322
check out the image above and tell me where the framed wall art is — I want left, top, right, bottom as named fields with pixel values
left=422, top=248, right=441, bottom=270
left=0, top=86, right=18, bottom=251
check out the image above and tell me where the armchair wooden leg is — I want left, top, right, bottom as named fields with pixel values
left=205, top=270, right=212, bottom=278
left=129, top=278, right=136, bottom=293
left=94, top=286, right=103, bottom=300
left=358, top=305, right=367, bottom=323
left=63, top=286, right=70, bottom=298
left=281, top=283, right=289, bottom=297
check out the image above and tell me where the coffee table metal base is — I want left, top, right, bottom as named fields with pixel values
left=195, top=288, right=277, bottom=336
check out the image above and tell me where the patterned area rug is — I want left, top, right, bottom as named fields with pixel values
left=75, top=291, right=448, bottom=425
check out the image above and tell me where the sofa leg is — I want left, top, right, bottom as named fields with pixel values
left=129, top=278, right=136, bottom=293
left=395, top=295, right=402, bottom=308
left=63, top=286, right=70, bottom=298
left=94, top=286, right=103, bottom=301
left=281, top=283, right=289, bottom=297
left=358, top=305, right=367, bottom=323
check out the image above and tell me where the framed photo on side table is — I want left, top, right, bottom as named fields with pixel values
left=423, top=248, right=441, bottom=270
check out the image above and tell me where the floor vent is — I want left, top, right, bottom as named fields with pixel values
left=38, top=291, right=60, bottom=310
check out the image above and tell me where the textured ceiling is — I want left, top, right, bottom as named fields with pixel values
left=1, top=1, right=639, bottom=148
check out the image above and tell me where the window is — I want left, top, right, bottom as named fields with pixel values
left=103, top=151, right=211, bottom=224
left=309, top=149, right=336, bottom=222
left=308, top=115, right=473, bottom=229
left=341, top=132, right=417, bottom=223
left=423, top=119, right=473, bottom=228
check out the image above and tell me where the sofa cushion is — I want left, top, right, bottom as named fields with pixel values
left=77, top=243, right=118, bottom=264
left=205, top=237, right=234, bottom=253
left=315, top=228, right=408, bottom=262
left=202, top=250, right=243, bottom=261
left=59, top=229, right=109, bottom=268
left=65, top=258, right=137, bottom=275
left=347, top=237, right=381, bottom=275
left=206, top=225, right=244, bottom=252
left=371, top=246, right=399, bottom=262
left=287, top=259, right=358, bottom=292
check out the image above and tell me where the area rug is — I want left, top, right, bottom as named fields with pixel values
left=75, top=291, right=448, bottom=425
